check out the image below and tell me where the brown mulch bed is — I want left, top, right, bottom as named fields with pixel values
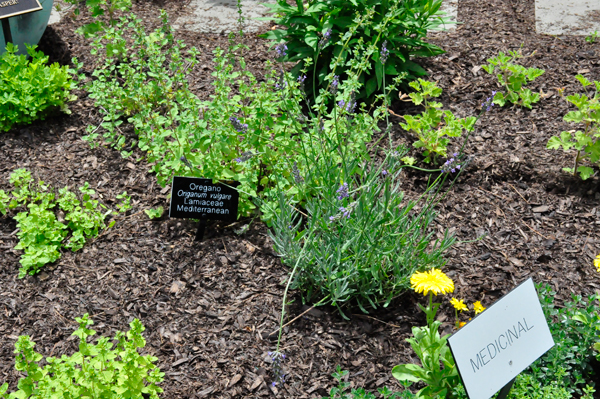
left=1, top=0, right=600, bottom=397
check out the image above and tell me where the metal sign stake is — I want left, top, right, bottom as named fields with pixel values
left=195, top=214, right=208, bottom=242
left=496, top=378, right=515, bottom=399
left=1, top=19, right=12, bottom=45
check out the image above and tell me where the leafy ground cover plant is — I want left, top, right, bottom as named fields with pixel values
left=546, top=75, right=600, bottom=180
left=0, top=169, right=113, bottom=278
left=586, top=31, right=599, bottom=44
left=269, top=149, right=456, bottom=316
left=529, top=284, right=600, bottom=395
left=322, top=366, right=410, bottom=399
left=482, top=49, right=545, bottom=109
left=399, top=79, right=477, bottom=163
left=0, top=314, right=164, bottom=399
left=261, top=0, right=451, bottom=101
left=0, top=43, right=79, bottom=132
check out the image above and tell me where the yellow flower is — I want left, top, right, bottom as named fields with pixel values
left=459, top=321, right=466, bottom=328
left=410, top=269, right=454, bottom=296
left=473, top=301, right=486, bottom=315
left=450, top=298, right=468, bottom=312
left=594, top=255, right=600, bottom=272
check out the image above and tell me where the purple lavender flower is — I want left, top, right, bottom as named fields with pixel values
left=442, top=153, right=463, bottom=173
left=180, top=156, right=193, bottom=169
left=275, top=43, right=288, bottom=58
left=229, top=116, right=248, bottom=134
left=482, top=91, right=497, bottom=112
left=330, top=75, right=339, bottom=94
left=380, top=40, right=390, bottom=64
left=269, top=351, right=286, bottom=386
left=275, top=70, right=288, bottom=90
left=336, top=182, right=349, bottom=200
left=297, top=75, right=307, bottom=84
left=381, top=169, right=389, bottom=177
left=234, top=151, right=254, bottom=164
left=292, top=161, right=304, bottom=184
left=319, top=29, right=332, bottom=48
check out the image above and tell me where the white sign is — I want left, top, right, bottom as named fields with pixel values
left=448, top=278, right=554, bottom=399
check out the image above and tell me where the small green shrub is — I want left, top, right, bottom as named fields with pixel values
left=546, top=75, right=600, bottom=180
left=481, top=49, right=545, bottom=109
left=530, top=284, right=599, bottom=395
left=399, top=79, right=477, bottom=163
left=269, top=148, right=456, bottom=315
left=0, top=43, right=79, bottom=132
left=261, top=0, right=451, bottom=101
left=0, top=314, right=164, bottom=399
left=0, top=169, right=111, bottom=278
left=586, top=31, right=599, bottom=44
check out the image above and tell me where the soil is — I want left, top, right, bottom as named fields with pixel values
left=1, top=0, right=600, bottom=397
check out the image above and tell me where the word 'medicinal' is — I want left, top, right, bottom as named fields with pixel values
left=470, top=317, right=534, bottom=373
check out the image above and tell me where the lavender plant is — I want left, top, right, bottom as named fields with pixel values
left=269, top=148, right=456, bottom=316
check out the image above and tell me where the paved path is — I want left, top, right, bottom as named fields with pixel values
left=48, top=0, right=600, bottom=37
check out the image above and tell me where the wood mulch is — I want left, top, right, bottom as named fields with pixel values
left=1, top=0, right=599, bottom=397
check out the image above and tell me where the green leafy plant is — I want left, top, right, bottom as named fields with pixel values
left=0, top=314, right=164, bottom=399
left=391, top=269, right=460, bottom=399
left=116, top=191, right=132, bottom=213
left=1, top=169, right=111, bottom=278
left=82, top=10, right=394, bottom=223
left=269, top=148, right=456, bottom=316
left=399, top=79, right=477, bottom=163
left=546, top=75, right=600, bottom=180
left=321, top=366, right=410, bottom=399
left=0, top=43, right=79, bottom=132
left=145, top=206, right=164, bottom=220
left=260, top=0, right=451, bottom=101
left=481, top=49, right=545, bottom=109
left=64, top=0, right=132, bottom=37
left=530, top=284, right=599, bottom=394
left=586, top=31, right=599, bottom=44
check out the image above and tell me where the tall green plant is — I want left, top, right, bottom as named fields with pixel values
left=260, top=0, right=451, bottom=101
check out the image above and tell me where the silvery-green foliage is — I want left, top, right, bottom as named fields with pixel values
left=270, top=148, right=455, bottom=315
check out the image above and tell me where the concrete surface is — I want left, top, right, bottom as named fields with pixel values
left=173, top=0, right=271, bottom=34
left=535, top=0, right=600, bottom=35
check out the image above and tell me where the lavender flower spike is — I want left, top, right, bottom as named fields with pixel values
left=336, top=182, right=349, bottom=200
left=275, top=43, right=288, bottom=58
left=380, top=40, right=390, bottom=64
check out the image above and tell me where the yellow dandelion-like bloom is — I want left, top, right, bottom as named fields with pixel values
left=450, top=298, right=468, bottom=312
left=473, top=301, right=486, bottom=315
left=459, top=321, right=466, bottom=328
left=410, top=269, right=454, bottom=296
left=594, top=255, right=600, bottom=273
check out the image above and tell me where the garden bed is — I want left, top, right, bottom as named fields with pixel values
left=1, top=0, right=600, bottom=397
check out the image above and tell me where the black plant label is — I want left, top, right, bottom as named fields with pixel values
left=0, top=0, right=42, bottom=19
left=169, top=176, right=239, bottom=222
